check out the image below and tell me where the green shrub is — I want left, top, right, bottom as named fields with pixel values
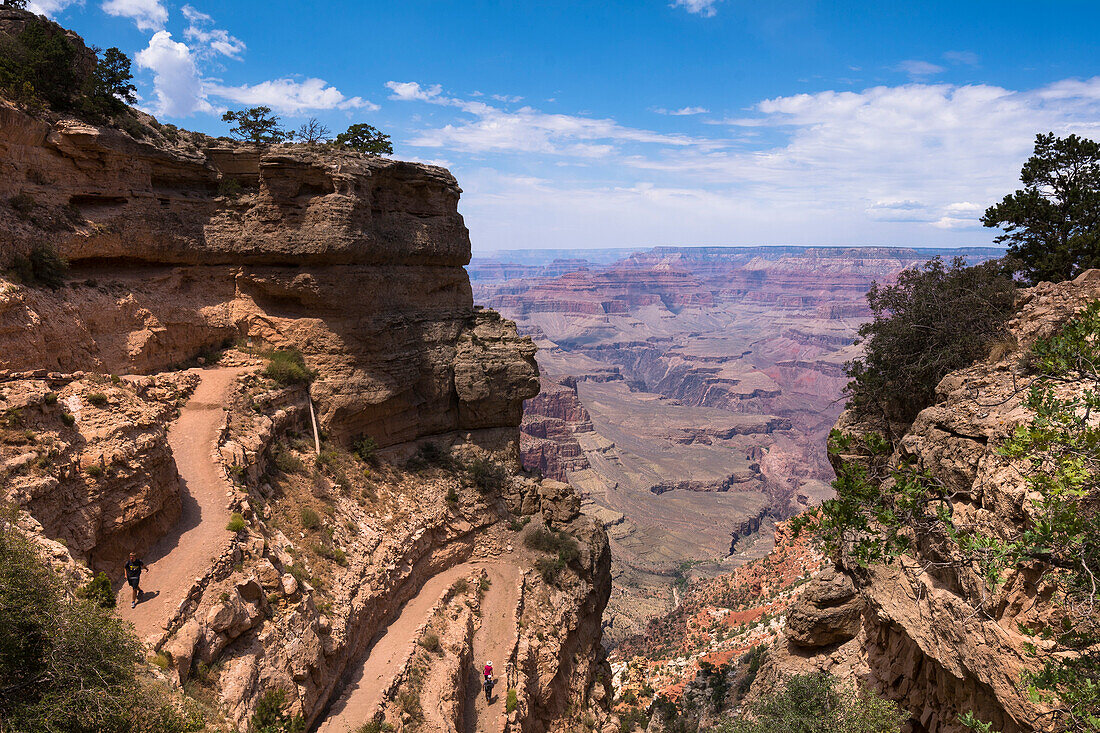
left=60, top=411, right=76, bottom=427
left=406, top=442, right=455, bottom=471
left=353, top=436, right=378, bottom=464
left=226, top=513, right=246, bottom=533
left=396, top=688, right=422, bottom=721
left=87, top=392, right=108, bottom=407
left=85, top=464, right=103, bottom=478
left=355, top=720, right=395, bottom=733
left=526, top=527, right=581, bottom=584
left=506, top=688, right=518, bottom=713
left=43, top=392, right=58, bottom=406
left=263, top=349, right=313, bottom=386
left=10, top=192, right=35, bottom=215
left=76, top=571, right=116, bottom=609
left=0, top=509, right=194, bottom=731
left=468, top=457, right=507, bottom=493
left=418, top=632, right=441, bottom=653
left=217, top=177, right=242, bottom=199
left=524, top=526, right=580, bottom=564
left=9, top=244, right=68, bottom=289
left=446, top=486, right=459, bottom=504
left=299, top=507, right=320, bottom=531
left=707, top=673, right=906, bottom=733
left=272, top=449, right=305, bottom=475
left=845, top=256, right=1017, bottom=427
left=248, top=689, right=305, bottom=733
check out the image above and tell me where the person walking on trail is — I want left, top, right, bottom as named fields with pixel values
left=483, top=661, right=495, bottom=701
left=124, top=552, right=146, bottom=608
left=484, top=670, right=495, bottom=702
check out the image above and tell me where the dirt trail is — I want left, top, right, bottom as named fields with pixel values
left=317, top=559, right=523, bottom=733
left=464, top=563, right=523, bottom=733
left=118, top=367, right=242, bottom=641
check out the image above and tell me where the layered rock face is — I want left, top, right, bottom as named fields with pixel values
left=0, top=99, right=537, bottom=445
left=0, top=37, right=607, bottom=731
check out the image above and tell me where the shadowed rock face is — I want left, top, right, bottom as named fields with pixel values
left=0, top=101, right=538, bottom=445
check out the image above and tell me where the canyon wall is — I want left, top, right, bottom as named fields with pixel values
left=0, top=28, right=609, bottom=730
left=0, top=98, right=537, bottom=446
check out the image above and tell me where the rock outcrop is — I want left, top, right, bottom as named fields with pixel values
left=776, top=272, right=1100, bottom=733
left=0, top=97, right=538, bottom=445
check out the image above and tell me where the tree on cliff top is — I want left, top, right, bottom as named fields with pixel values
left=1, top=1, right=29, bottom=9
left=844, top=256, right=1017, bottom=428
left=983, top=133, right=1100, bottom=284
left=0, top=12, right=136, bottom=119
left=222, top=106, right=288, bottom=145
left=293, top=117, right=331, bottom=144
left=334, top=123, right=393, bottom=156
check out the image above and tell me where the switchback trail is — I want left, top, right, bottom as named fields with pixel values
left=463, top=563, right=522, bottom=733
left=317, top=560, right=523, bottom=733
left=118, top=367, right=242, bottom=641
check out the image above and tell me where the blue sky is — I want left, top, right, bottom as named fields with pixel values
left=30, top=0, right=1100, bottom=252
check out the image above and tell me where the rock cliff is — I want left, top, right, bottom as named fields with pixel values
left=0, top=21, right=609, bottom=730
left=767, top=272, right=1100, bottom=733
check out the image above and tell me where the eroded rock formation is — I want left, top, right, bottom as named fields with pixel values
left=0, top=24, right=609, bottom=730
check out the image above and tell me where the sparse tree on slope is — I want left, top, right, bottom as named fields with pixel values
left=294, top=117, right=331, bottom=144
left=983, top=132, right=1100, bottom=284
left=222, top=106, right=288, bottom=145
left=334, top=123, right=392, bottom=155
left=0, top=0, right=28, bottom=9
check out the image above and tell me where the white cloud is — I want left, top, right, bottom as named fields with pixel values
left=101, top=0, right=167, bottom=31
left=895, top=60, right=945, bottom=78
left=491, top=94, right=524, bottom=103
left=208, top=78, right=377, bottom=114
left=182, top=5, right=246, bottom=59
left=943, top=51, right=980, bottom=66
left=135, top=31, right=212, bottom=116
left=386, top=81, right=444, bottom=102
left=654, top=106, right=709, bottom=116
left=25, top=0, right=81, bottom=16
left=448, top=77, right=1100, bottom=250
left=671, top=0, right=721, bottom=17
left=388, top=81, right=709, bottom=156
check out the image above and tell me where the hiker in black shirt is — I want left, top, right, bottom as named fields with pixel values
left=124, top=552, right=146, bottom=608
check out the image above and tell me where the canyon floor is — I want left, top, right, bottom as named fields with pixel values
left=471, top=245, right=1002, bottom=643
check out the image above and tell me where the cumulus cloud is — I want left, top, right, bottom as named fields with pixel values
left=208, top=78, right=377, bottom=114
left=895, top=60, right=945, bottom=78
left=101, top=0, right=167, bottom=31
left=654, top=106, right=709, bottom=115
left=388, top=81, right=707, bottom=156
left=182, top=5, right=246, bottom=59
left=386, top=81, right=445, bottom=102
left=671, top=0, right=721, bottom=17
left=135, top=31, right=211, bottom=117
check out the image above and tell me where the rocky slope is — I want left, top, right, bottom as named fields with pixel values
left=0, top=16, right=610, bottom=729
left=749, top=272, right=1100, bottom=733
